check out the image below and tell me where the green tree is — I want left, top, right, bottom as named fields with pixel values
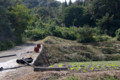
left=69, top=0, right=72, bottom=5
left=63, top=5, right=91, bottom=27
left=65, top=0, right=67, bottom=7
left=22, top=0, right=39, bottom=8
left=8, top=5, right=31, bottom=43
left=0, top=6, right=12, bottom=41
left=96, top=13, right=118, bottom=36
left=91, top=0, right=120, bottom=36
left=35, top=7, right=50, bottom=21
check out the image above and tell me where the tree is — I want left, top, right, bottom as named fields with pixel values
left=97, top=13, right=120, bottom=36
left=36, top=7, right=50, bottom=20
left=69, top=0, right=72, bottom=5
left=8, top=5, right=31, bottom=43
left=22, top=0, right=39, bottom=8
left=91, top=0, right=120, bottom=36
left=65, top=0, right=67, bottom=7
left=63, top=5, right=91, bottom=27
left=0, top=6, right=12, bottom=41
left=75, top=0, right=84, bottom=6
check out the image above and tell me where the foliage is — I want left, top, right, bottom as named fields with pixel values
left=100, top=47, right=119, bottom=54
left=64, top=76, right=80, bottom=80
left=0, top=6, right=12, bottom=41
left=35, top=7, right=50, bottom=21
left=0, top=41, right=15, bottom=51
left=91, top=0, right=120, bottom=36
left=77, top=26, right=100, bottom=43
left=97, top=75, right=118, bottom=80
left=96, top=13, right=117, bottom=36
left=115, top=28, right=120, bottom=41
left=1, top=0, right=120, bottom=51
left=63, top=5, right=91, bottom=27
left=50, top=61, right=120, bottom=73
left=27, top=18, right=112, bottom=43
left=8, top=5, right=31, bottom=43
left=93, top=35, right=112, bottom=42
left=105, top=54, right=120, bottom=61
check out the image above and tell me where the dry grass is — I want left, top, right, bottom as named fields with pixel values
left=2, top=67, right=120, bottom=80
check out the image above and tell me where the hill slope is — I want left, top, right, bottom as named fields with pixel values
left=35, top=36, right=120, bottom=64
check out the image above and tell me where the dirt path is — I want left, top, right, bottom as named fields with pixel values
left=0, top=43, right=36, bottom=62
left=0, top=43, right=38, bottom=80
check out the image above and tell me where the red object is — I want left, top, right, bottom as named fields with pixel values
left=37, top=44, right=41, bottom=48
left=34, top=44, right=41, bottom=53
left=34, top=47, right=39, bottom=53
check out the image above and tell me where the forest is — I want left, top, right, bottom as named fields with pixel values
left=0, top=0, right=120, bottom=51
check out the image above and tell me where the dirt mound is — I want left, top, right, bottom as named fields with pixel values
left=34, top=36, right=120, bottom=64
left=35, top=36, right=104, bottom=64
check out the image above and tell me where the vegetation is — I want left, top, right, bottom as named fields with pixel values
left=64, top=76, right=80, bottom=80
left=63, top=75, right=119, bottom=80
left=1, top=0, right=120, bottom=50
left=50, top=61, right=120, bottom=72
left=33, top=36, right=120, bottom=64
left=1, top=1, right=120, bottom=80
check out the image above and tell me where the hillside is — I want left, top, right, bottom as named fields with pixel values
left=1, top=36, right=120, bottom=80
left=35, top=36, right=120, bottom=64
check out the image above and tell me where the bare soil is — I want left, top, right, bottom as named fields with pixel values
left=1, top=66, right=120, bottom=80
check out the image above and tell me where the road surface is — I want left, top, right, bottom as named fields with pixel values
left=0, top=43, right=37, bottom=69
left=0, top=43, right=36, bottom=63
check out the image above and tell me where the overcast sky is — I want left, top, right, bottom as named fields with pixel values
left=56, top=0, right=76, bottom=3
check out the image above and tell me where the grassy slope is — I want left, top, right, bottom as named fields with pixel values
left=35, top=36, right=120, bottom=64
left=32, top=36, right=120, bottom=80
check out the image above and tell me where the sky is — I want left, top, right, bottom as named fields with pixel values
left=56, top=0, right=76, bottom=3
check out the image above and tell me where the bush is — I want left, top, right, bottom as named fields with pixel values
left=77, top=26, right=99, bottom=43
left=116, top=28, right=120, bottom=41
left=105, top=54, right=120, bottom=61
left=61, top=27, right=77, bottom=40
left=100, top=47, right=118, bottom=54
left=97, top=75, right=118, bottom=80
left=27, top=19, right=112, bottom=43
left=64, top=76, right=80, bottom=80
left=93, top=35, right=112, bottom=42
left=0, top=41, right=15, bottom=51
left=27, top=29, right=46, bottom=41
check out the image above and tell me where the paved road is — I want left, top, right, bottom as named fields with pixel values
left=0, top=43, right=36, bottom=63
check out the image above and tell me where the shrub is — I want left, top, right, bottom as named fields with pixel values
left=100, top=47, right=118, bottom=54
left=64, top=76, right=80, bottom=80
left=61, top=28, right=77, bottom=40
left=0, top=41, right=15, bottom=51
left=116, top=28, right=120, bottom=41
left=28, top=29, right=47, bottom=41
left=105, top=54, right=120, bottom=61
left=97, top=75, right=118, bottom=80
left=93, top=35, right=112, bottom=42
left=77, top=26, right=99, bottom=43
